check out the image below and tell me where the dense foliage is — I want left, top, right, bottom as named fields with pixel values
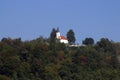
left=82, top=37, right=94, bottom=45
left=0, top=37, right=120, bottom=80
left=50, top=28, right=57, bottom=43
left=67, top=29, right=76, bottom=44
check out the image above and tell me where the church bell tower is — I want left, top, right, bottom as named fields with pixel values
left=56, top=28, right=60, bottom=39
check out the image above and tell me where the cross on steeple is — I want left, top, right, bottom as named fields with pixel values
left=56, top=27, right=59, bottom=32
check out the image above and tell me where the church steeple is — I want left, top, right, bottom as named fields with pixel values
left=56, top=27, right=59, bottom=32
left=56, top=27, right=60, bottom=39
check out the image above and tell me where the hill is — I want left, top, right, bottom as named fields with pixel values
left=0, top=37, right=120, bottom=80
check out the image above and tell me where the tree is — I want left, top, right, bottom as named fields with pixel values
left=67, top=29, right=76, bottom=44
left=82, top=38, right=94, bottom=45
left=50, top=28, right=57, bottom=43
left=96, top=38, right=114, bottom=52
left=0, top=75, right=11, bottom=80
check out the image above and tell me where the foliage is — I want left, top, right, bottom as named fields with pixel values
left=82, top=37, right=94, bottom=45
left=0, top=37, right=120, bottom=80
left=0, top=75, right=11, bottom=80
left=67, top=29, right=76, bottom=44
left=96, top=38, right=115, bottom=53
left=50, top=28, right=57, bottom=43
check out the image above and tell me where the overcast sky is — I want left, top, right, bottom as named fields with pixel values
left=0, top=0, right=120, bottom=43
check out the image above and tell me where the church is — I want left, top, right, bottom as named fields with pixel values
left=56, top=28, right=68, bottom=44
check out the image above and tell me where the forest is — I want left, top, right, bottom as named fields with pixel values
left=0, top=30, right=120, bottom=80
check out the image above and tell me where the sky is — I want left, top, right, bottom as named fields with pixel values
left=0, top=0, right=120, bottom=43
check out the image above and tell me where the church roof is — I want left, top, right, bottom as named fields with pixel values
left=60, top=36, right=68, bottom=40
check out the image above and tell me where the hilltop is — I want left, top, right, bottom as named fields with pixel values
left=0, top=36, right=120, bottom=80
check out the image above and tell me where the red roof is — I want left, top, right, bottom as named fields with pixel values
left=60, top=36, right=68, bottom=40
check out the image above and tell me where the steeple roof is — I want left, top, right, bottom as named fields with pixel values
left=56, top=27, right=59, bottom=32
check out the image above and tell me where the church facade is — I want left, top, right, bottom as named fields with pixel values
left=56, top=28, right=68, bottom=44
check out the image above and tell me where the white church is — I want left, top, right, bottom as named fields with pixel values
left=56, top=28, right=68, bottom=44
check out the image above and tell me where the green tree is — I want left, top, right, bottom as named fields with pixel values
left=0, top=75, right=11, bottom=80
left=96, top=38, right=114, bottom=52
left=67, top=29, right=76, bottom=44
left=50, top=28, right=57, bottom=43
left=82, top=37, right=94, bottom=45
